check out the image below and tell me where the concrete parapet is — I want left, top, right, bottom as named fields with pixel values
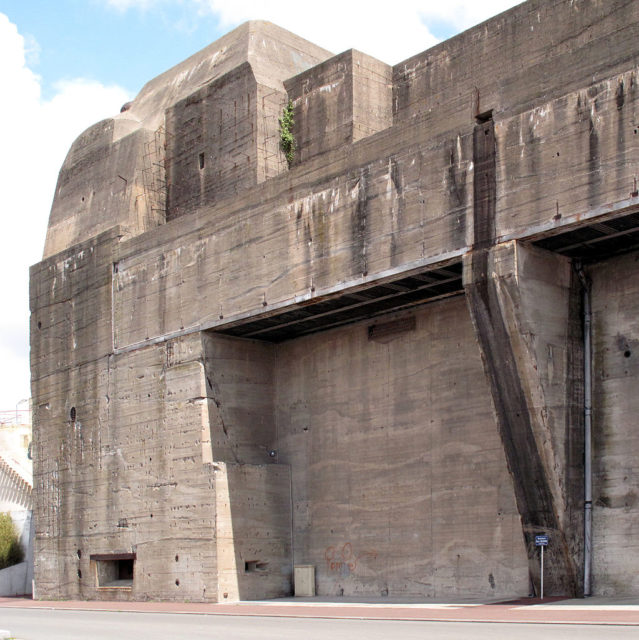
left=285, top=50, right=392, bottom=165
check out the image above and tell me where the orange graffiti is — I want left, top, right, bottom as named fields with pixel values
left=324, top=542, right=377, bottom=573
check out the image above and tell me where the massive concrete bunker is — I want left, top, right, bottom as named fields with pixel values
left=30, top=2, right=639, bottom=601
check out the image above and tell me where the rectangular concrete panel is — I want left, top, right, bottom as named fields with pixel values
left=275, top=300, right=529, bottom=598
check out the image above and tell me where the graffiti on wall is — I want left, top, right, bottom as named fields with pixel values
left=324, top=542, right=378, bottom=575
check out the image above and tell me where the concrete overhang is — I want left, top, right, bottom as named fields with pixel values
left=533, top=208, right=639, bottom=261
left=216, top=261, right=463, bottom=342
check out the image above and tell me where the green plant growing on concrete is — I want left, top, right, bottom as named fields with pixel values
left=279, top=100, right=296, bottom=167
left=0, top=513, right=24, bottom=570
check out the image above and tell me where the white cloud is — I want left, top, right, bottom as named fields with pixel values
left=104, top=0, right=163, bottom=10
left=104, top=0, right=522, bottom=64
left=205, top=0, right=526, bottom=63
left=417, top=0, right=525, bottom=31
left=196, top=0, right=439, bottom=64
left=0, top=13, right=131, bottom=416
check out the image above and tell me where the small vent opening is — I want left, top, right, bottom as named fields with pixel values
left=368, top=316, right=416, bottom=341
left=245, top=560, right=269, bottom=573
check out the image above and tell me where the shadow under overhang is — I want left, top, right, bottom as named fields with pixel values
left=533, top=209, right=639, bottom=260
left=216, top=262, right=464, bottom=342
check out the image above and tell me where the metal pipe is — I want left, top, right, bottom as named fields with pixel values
left=576, top=262, right=592, bottom=597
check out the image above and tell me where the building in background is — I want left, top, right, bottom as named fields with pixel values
left=30, top=0, right=639, bottom=602
left=0, top=409, right=33, bottom=596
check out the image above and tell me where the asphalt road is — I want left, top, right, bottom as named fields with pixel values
left=1, top=608, right=638, bottom=640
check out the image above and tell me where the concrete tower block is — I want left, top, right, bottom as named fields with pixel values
left=43, top=21, right=331, bottom=257
left=284, top=50, right=392, bottom=165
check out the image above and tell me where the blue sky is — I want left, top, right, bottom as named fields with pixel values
left=0, top=0, right=521, bottom=416
left=3, top=0, right=232, bottom=100
left=3, top=0, right=522, bottom=98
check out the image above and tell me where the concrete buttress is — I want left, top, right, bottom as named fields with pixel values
left=465, top=242, right=583, bottom=595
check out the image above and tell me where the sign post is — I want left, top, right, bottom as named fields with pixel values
left=535, top=535, right=549, bottom=599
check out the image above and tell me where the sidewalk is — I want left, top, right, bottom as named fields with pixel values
left=2, top=595, right=639, bottom=626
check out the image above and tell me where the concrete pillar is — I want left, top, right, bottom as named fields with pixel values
left=464, top=116, right=582, bottom=595
left=464, top=241, right=583, bottom=595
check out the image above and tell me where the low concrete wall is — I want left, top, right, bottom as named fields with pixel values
left=0, top=510, right=33, bottom=596
left=0, top=561, right=30, bottom=596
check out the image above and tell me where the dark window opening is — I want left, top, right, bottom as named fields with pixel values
left=91, top=553, right=135, bottom=588
left=244, top=560, right=268, bottom=573
left=118, top=559, right=134, bottom=580
left=199, top=153, right=205, bottom=169
left=476, top=109, right=493, bottom=123
left=70, top=407, right=76, bottom=421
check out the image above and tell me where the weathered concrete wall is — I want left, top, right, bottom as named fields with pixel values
left=465, top=241, right=584, bottom=595
left=285, top=50, right=392, bottom=165
left=497, top=67, right=639, bottom=241
left=31, top=243, right=219, bottom=602
left=0, top=561, right=31, bottom=597
left=393, top=0, right=639, bottom=124
left=30, top=1, right=639, bottom=602
left=109, top=50, right=639, bottom=352
left=109, top=110, right=475, bottom=350
left=275, top=299, right=529, bottom=598
left=202, top=334, right=276, bottom=465
left=590, top=251, right=639, bottom=595
left=32, top=328, right=219, bottom=601
left=216, top=462, right=292, bottom=601
left=43, top=21, right=331, bottom=259
left=166, top=62, right=298, bottom=219
left=166, top=63, right=259, bottom=220
left=44, top=125, right=162, bottom=260
left=31, top=247, right=292, bottom=601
